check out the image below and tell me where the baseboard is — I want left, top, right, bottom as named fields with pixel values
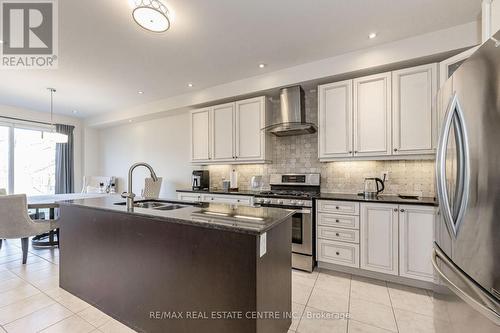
left=318, top=261, right=438, bottom=290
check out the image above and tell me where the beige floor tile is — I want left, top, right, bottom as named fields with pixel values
left=31, top=274, right=60, bottom=292
left=349, top=297, right=397, bottom=332
left=0, top=277, right=28, bottom=294
left=78, top=306, right=113, bottom=328
left=45, top=287, right=91, bottom=313
left=98, top=318, right=137, bottom=333
left=315, top=271, right=351, bottom=293
left=40, top=314, right=96, bottom=333
left=14, top=266, right=58, bottom=283
left=350, top=276, right=391, bottom=307
left=348, top=319, right=394, bottom=333
left=8, top=260, right=55, bottom=275
left=3, top=303, right=72, bottom=333
left=293, top=273, right=317, bottom=288
left=289, top=302, right=305, bottom=331
left=0, top=284, right=41, bottom=308
left=292, top=280, right=314, bottom=305
left=0, top=293, right=55, bottom=325
left=394, top=308, right=452, bottom=333
left=0, top=271, right=16, bottom=282
left=293, top=269, right=319, bottom=281
left=387, top=282, right=435, bottom=317
left=307, top=286, right=349, bottom=313
left=296, top=307, right=348, bottom=333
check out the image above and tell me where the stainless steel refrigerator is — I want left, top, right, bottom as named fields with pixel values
left=433, top=31, right=500, bottom=332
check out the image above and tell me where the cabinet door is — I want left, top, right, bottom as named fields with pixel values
left=318, top=80, right=353, bottom=159
left=353, top=73, right=392, bottom=157
left=360, top=203, right=399, bottom=275
left=177, top=193, right=201, bottom=202
left=235, top=97, right=265, bottom=161
left=399, top=205, right=435, bottom=282
left=212, top=103, right=235, bottom=161
left=392, top=64, right=437, bottom=155
left=191, top=109, right=211, bottom=162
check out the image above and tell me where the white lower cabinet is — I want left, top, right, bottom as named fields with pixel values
left=360, top=203, right=399, bottom=276
left=177, top=192, right=252, bottom=206
left=399, top=205, right=436, bottom=282
left=317, top=200, right=436, bottom=283
left=177, top=192, right=202, bottom=202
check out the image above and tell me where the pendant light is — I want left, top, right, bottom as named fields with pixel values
left=43, top=88, right=68, bottom=144
left=132, top=0, right=171, bottom=33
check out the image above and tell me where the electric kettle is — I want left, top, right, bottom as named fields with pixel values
left=363, top=177, right=385, bottom=197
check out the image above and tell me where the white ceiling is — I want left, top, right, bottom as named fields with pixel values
left=0, top=0, right=481, bottom=117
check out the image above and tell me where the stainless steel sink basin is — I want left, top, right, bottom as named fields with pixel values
left=114, top=200, right=190, bottom=211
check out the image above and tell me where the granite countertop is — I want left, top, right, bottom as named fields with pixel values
left=176, top=189, right=259, bottom=196
left=58, top=195, right=293, bottom=235
left=317, top=192, right=438, bottom=206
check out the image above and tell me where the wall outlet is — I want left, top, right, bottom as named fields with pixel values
left=381, top=171, right=389, bottom=181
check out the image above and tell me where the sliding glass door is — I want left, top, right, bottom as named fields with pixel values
left=0, top=124, right=56, bottom=195
left=0, top=126, right=9, bottom=192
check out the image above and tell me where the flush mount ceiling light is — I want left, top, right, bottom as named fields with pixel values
left=258, top=63, right=266, bottom=68
left=187, top=83, right=193, bottom=87
left=368, top=32, right=377, bottom=39
left=132, top=0, right=171, bottom=33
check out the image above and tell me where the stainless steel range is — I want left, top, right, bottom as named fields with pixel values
left=254, top=174, right=320, bottom=272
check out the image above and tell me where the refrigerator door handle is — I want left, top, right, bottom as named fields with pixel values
left=436, top=92, right=470, bottom=238
left=432, top=245, right=500, bottom=325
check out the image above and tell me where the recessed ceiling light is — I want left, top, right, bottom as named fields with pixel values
left=128, top=119, right=133, bottom=123
left=138, top=90, right=144, bottom=94
left=72, top=110, right=78, bottom=114
left=0, top=40, right=3, bottom=44
left=258, top=63, right=266, bottom=68
left=187, top=83, right=193, bottom=88
left=368, top=32, right=377, bottom=39
left=132, top=0, right=171, bottom=33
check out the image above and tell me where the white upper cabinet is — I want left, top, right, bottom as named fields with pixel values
left=399, top=205, right=436, bottom=282
left=212, top=103, right=235, bottom=161
left=191, top=96, right=269, bottom=164
left=318, top=80, right=353, bottom=159
left=190, top=108, right=211, bottom=162
left=353, top=72, right=392, bottom=157
left=235, top=97, right=266, bottom=161
left=392, top=64, right=437, bottom=155
left=360, top=203, right=399, bottom=276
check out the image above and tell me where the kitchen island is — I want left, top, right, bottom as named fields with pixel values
left=58, top=196, right=293, bottom=333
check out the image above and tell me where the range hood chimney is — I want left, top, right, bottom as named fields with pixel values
left=264, top=86, right=317, bottom=137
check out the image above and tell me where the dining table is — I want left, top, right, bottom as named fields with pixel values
left=27, top=193, right=111, bottom=246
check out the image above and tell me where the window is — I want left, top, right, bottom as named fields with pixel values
left=0, top=123, right=56, bottom=195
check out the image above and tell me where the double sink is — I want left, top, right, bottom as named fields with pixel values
left=114, top=200, right=190, bottom=211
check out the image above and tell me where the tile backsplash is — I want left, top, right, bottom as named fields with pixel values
left=203, top=88, right=436, bottom=198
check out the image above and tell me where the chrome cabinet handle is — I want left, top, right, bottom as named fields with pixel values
left=432, top=245, right=500, bottom=325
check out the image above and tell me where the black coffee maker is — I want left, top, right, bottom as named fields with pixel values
left=192, top=170, right=209, bottom=191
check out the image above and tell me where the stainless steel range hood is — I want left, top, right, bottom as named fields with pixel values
left=264, top=86, right=317, bottom=137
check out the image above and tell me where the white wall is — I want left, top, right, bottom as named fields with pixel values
left=0, top=105, right=84, bottom=192
left=97, top=112, right=194, bottom=198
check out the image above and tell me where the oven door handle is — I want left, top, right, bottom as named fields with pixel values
left=295, top=209, right=311, bottom=214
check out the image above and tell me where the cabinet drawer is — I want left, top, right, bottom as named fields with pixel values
left=317, top=213, right=359, bottom=230
left=317, top=239, right=359, bottom=268
left=201, top=194, right=253, bottom=206
left=318, top=226, right=359, bottom=244
left=317, top=200, right=359, bottom=215
left=177, top=193, right=201, bottom=202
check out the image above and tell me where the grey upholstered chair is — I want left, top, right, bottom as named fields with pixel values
left=0, top=194, right=59, bottom=264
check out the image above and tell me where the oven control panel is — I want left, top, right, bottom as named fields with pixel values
left=254, top=197, right=312, bottom=208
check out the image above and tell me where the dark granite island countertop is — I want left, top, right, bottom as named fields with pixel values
left=58, top=196, right=293, bottom=333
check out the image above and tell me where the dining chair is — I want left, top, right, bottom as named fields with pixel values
left=0, top=194, right=59, bottom=264
left=142, top=177, right=163, bottom=199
